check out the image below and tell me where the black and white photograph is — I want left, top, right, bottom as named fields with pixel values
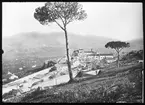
left=2, top=2, right=144, bottom=103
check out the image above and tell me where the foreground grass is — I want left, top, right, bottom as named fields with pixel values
left=5, top=63, right=143, bottom=103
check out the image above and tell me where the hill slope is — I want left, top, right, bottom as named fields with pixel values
left=4, top=63, right=143, bottom=103
left=2, top=32, right=143, bottom=75
left=3, top=32, right=143, bottom=59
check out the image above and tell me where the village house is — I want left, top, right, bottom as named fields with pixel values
left=83, top=49, right=95, bottom=55
left=138, top=60, right=143, bottom=63
left=75, top=49, right=115, bottom=64
left=105, top=57, right=117, bottom=63
left=87, top=53, right=99, bottom=60
left=7, top=71, right=19, bottom=80
left=19, top=67, right=23, bottom=70
left=8, top=71, right=12, bottom=75
left=32, top=65, right=37, bottom=68
left=96, top=53, right=114, bottom=60
left=9, top=74, right=19, bottom=80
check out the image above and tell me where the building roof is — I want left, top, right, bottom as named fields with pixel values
left=84, top=51, right=95, bottom=53
left=96, top=54, right=113, bottom=56
left=78, top=49, right=83, bottom=50
left=88, top=53, right=113, bottom=56
left=87, top=54, right=96, bottom=56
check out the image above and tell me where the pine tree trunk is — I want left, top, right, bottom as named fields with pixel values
left=117, top=52, right=120, bottom=68
left=64, top=29, right=73, bottom=82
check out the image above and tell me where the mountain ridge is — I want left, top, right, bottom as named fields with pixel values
left=2, top=32, right=143, bottom=61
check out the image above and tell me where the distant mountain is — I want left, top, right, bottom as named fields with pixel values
left=120, top=38, right=143, bottom=53
left=129, top=38, right=143, bottom=50
left=2, top=32, right=65, bottom=61
left=2, top=32, right=143, bottom=61
left=2, top=31, right=143, bottom=76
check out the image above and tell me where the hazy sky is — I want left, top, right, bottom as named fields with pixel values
left=2, top=2, right=143, bottom=41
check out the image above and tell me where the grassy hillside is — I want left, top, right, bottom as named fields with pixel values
left=5, top=62, right=143, bottom=103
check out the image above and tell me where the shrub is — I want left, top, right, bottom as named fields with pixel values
left=49, top=74, right=56, bottom=80
left=60, top=72, right=66, bottom=76
left=49, top=66, right=57, bottom=72
left=3, top=89, right=18, bottom=99
left=20, top=87, right=44, bottom=102
left=121, top=50, right=143, bottom=62
left=16, top=64, right=142, bottom=103
left=46, top=61, right=56, bottom=68
left=76, top=71, right=83, bottom=77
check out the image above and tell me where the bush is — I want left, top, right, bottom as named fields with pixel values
left=15, top=64, right=142, bottom=103
left=3, top=89, right=18, bottom=99
left=76, top=71, right=83, bottom=77
left=20, top=87, right=44, bottom=102
left=49, top=66, right=57, bottom=72
left=60, top=72, right=66, bottom=76
left=121, top=50, right=143, bottom=62
left=46, top=61, right=56, bottom=68
left=49, top=74, right=56, bottom=80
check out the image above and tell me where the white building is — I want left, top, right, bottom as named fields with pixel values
left=87, top=53, right=114, bottom=60
left=106, top=58, right=117, bottom=63
left=96, top=53, right=114, bottom=60
left=8, top=71, right=12, bottom=75
left=9, top=74, right=19, bottom=80
left=72, top=60, right=81, bottom=68
left=32, top=65, right=37, bottom=68
left=19, top=67, right=23, bottom=70
left=7, top=71, right=19, bottom=80
left=138, top=60, right=143, bottom=63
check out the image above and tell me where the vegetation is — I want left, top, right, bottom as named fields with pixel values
left=34, top=2, right=87, bottom=82
left=49, top=74, right=56, bottom=80
left=42, top=60, right=56, bottom=69
left=49, top=66, right=57, bottom=72
left=6, top=61, right=142, bottom=103
left=105, top=41, right=130, bottom=68
left=121, top=50, right=143, bottom=61
left=3, top=49, right=143, bottom=103
left=60, top=72, right=66, bottom=76
left=2, top=60, right=57, bottom=85
left=3, top=89, right=19, bottom=100
left=72, top=50, right=79, bottom=57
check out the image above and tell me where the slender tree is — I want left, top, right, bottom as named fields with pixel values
left=34, top=2, right=87, bottom=82
left=105, top=41, right=130, bottom=68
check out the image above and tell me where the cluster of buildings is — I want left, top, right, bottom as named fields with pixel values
left=2, top=71, right=19, bottom=85
left=54, top=48, right=117, bottom=74
left=58, top=48, right=116, bottom=64
left=73, top=49, right=116, bottom=63
left=2, top=48, right=116, bottom=95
